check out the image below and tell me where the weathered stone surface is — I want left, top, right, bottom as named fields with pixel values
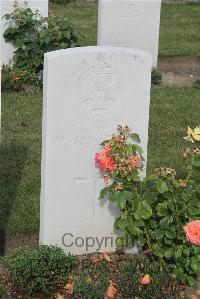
left=98, top=0, right=161, bottom=67
left=40, top=46, right=152, bottom=254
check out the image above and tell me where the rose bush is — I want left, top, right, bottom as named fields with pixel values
left=96, top=125, right=200, bottom=286
left=3, top=6, right=78, bottom=72
left=1, top=65, right=42, bottom=92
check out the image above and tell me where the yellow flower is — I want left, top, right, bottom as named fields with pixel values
left=184, top=127, right=194, bottom=143
left=193, top=126, right=200, bottom=141
left=184, top=126, right=200, bottom=143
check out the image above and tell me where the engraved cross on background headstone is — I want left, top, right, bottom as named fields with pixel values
left=122, top=1, right=142, bottom=22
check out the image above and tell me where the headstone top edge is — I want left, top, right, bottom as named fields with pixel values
left=44, top=46, right=152, bottom=61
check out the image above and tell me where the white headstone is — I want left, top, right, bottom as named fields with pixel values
left=1, top=0, right=48, bottom=66
left=40, top=46, right=152, bottom=255
left=98, top=0, right=161, bottom=67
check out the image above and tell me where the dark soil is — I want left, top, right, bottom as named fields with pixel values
left=158, top=56, right=200, bottom=86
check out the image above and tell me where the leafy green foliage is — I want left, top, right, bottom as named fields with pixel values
left=115, top=172, right=200, bottom=285
left=99, top=127, right=200, bottom=286
left=1, top=245, right=76, bottom=296
left=151, top=68, right=162, bottom=85
left=3, top=7, right=78, bottom=72
left=1, top=65, right=42, bottom=92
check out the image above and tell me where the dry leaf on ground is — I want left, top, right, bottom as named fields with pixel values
left=104, top=281, right=118, bottom=299
left=102, top=252, right=112, bottom=262
left=139, top=274, right=151, bottom=285
left=65, top=279, right=73, bottom=295
left=91, top=255, right=101, bottom=266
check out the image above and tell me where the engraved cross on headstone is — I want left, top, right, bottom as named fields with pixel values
left=122, top=1, right=141, bottom=22
left=74, top=170, right=103, bottom=217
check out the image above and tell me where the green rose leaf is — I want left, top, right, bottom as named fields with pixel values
left=187, top=200, right=200, bottom=216
left=159, top=216, right=173, bottom=226
left=129, top=225, right=141, bottom=236
left=191, top=262, right=198, bottom=271
left=111, top=191, right=133, bottom=210
left=143, top=174, right=158, bottom=183
left=3, top=13, right=11, bottom=21
left=115, top=215, right=134, bottom=230
left=100, top=140, right=110, bottom=146
left=165, top=229, right=176, bottom=239
left=152, top=229, right=164, bottom=240
left=183, top=248, right=190, bottom=256
left=130, top=133, right=141, bottom=143
left=152, top=244, right=163, bottom=258
left=134, top=201, right=152, bottom=220
left=156, top=202, right=168, bottom=216
left=115, top=218, right=128, bottom=229
left=191, top=156, right=200, bottom=168
left=186, top=276, right=195, bottom=286
left=164, top=249, right=174, bottom=258
left=99, top=187, right=109, bottom=200
left=149, top=219, right=158, bottom=229
left=164, top=238, right=173, bottom=245
left=156, top=180, right=169, bottom=193
left=175, top=248, right=182, bottom=259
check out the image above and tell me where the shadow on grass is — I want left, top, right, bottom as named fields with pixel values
left=0, top=144, right=27, bottom=256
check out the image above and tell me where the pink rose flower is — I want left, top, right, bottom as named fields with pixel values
left=95, top=150, right=116, bottom=171
left=130, top=155, right=140, bottom=167
left=183, top=220, right=200, bottom=246
left=105, top=157, right=116, bottom=171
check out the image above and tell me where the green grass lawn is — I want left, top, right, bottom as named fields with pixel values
left=0, top=92, right=42, bottom=237
left=159, top=3, right=200, bottom=57
left=1, top=86, right=200, bottom=237
left=50, top=2, right=200, bottom=57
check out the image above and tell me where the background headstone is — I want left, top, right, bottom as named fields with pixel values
left=1, top=0, right=48, bottom=66
left=40, top=46, right=152, bottom=254
left=98, top=0, right=161, bottom=67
